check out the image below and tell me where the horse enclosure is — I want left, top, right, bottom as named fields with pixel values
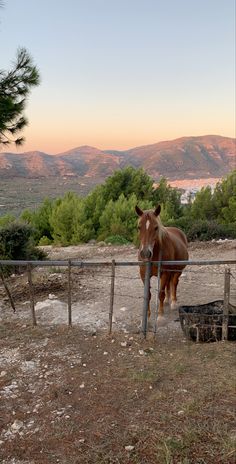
left=0, top=242, right=235, bottom=340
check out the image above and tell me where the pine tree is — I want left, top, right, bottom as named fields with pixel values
left=0, top=47, right=40, bottom=147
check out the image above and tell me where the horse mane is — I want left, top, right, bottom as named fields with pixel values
left=155, top=214, right=167, bottom=245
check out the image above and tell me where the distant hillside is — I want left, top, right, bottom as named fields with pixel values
left=117, top=135, right=235, bottom=180
left=0, top=135, right=235, bottom=180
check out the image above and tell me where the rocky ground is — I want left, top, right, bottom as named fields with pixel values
left=0, top=240, right=235, bottom=464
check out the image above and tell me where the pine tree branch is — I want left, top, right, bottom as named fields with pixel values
left=0, top=47, right=40, bottom=147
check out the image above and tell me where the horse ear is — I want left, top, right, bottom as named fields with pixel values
left=154, top=205, right=161, bottom=216
left=135, top=205, right=143, bottom=216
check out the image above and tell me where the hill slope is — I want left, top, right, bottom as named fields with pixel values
left=0, top=135, right=235, bottom=180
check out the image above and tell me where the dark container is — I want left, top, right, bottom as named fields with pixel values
left=179, top=300, right=236, bottom=342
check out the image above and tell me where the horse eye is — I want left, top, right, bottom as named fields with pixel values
left=154, top=226, right=158, bottom=230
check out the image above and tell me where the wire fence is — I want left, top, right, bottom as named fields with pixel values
left=0, top=258, right=236, bottom=340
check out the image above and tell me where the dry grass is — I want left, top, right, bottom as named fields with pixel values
left=0, top=320, right=235, bottom=464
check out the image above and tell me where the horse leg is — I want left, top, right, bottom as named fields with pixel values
left=170, top=272, right=181, bottom=309
left=164, top=280, right=171, bottom=306
left=140, top=267, right=151, bottom=318
left=158, top=272, right=171, bottom=317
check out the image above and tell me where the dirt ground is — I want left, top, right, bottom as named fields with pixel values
left=0, top=240, right=235, bottom=463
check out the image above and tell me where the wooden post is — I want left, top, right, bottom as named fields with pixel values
left=68, top=259, right=72, bottom=326
left=0, top=267, right=16, bottom=313
left=222, top=267, right=230, bottom=341
left=27, top=263, right=37, bottom=326
left=142, top=261, right=152, bottom=338
left=109, top=260, right=115, bottom=334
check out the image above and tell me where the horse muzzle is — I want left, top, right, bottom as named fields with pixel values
left=140, top=247, right=153, bottom=260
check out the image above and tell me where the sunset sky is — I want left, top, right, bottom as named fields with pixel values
left=0, top=0, right=235, bottom=154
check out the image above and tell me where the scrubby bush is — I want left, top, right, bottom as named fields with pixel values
left=0, top=221, right=46, bottom=275
left=186, top=220, right=236, bottom=241
left=104, top=235, right=130, bottom=245
left=164, top=215, right=191, bottom=232
left=0, top=214, right=15, bottom=228
left=38, top=235, right=53, bottom=246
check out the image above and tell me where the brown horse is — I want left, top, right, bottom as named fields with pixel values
left=135, top=204, right=188, bottom=318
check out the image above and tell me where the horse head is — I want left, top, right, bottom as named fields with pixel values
left=135, top=205, right=162, bottom=260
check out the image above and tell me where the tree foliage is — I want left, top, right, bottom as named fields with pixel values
left=190, top=170, right=236, bottom=223
left=0, top=48, right=40, bottom=147
left=98, top=193, right=152, bottom=242
left=21, top=198, right=54, bottom=242
left=0, top=167, right=235, bottom=246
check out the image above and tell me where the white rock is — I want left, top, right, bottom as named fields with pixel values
left=0, top=371, right=7, bottom=377
left=27, top=420, right=35, bottom=427
left=22, top=361, right=37, bottom=371
left=120, top=307, right=127, bottom=312
left=11, top=420, right=24, bottom=431
left=125, top=445, right=135, bottom=451
left=80, top=383, right=85, bottom=389
left=121, top=342, right=127, bottom=347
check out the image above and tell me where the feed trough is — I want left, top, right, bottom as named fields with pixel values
left=179, top=300, right=236, bottom=342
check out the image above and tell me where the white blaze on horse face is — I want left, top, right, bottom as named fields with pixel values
left=146, top=219, right=150, bottom=230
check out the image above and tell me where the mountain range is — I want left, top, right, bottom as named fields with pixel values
left=0, top=135, right=235, bottom=181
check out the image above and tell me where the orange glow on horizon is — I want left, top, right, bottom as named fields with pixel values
left=12, top=129, right=235, bottom=155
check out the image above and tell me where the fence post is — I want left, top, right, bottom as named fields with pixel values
left=68, top=259, right=72, bottom=326
left=109, top=260, right=116, bottom=334
left=222, top=267, right=230, bottom=341
left=154, top=259, right=161, bottom=335
left=142, top=261, right=152, bottom=338
left=0, top=267, right=16, bottom=313
left=27, top=263, right=37, bottom=326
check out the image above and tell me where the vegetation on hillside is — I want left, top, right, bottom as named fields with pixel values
left=0, top=168, right=235, bottom=258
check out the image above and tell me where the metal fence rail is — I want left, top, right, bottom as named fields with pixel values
left=0, top=258, right=236, bottom=339
left=1, top=259, right=236, bottom=266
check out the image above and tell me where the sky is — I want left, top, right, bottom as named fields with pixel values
left=0, top=0, right=235, bottom=154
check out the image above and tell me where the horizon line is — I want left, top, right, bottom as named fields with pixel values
left=1, top=133, right=235, bottom=156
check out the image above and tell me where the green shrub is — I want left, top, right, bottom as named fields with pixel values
left=186, top=220, right=236, bottom=241
left=104, top=235, right=130, bottom=245
left=164, top=216, right=191, bottom=234
left=0, top=221, right=47, bottom=275
left=38, top=235, right=53, bottom=246
left=0, top=214, right=15, bottom=228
